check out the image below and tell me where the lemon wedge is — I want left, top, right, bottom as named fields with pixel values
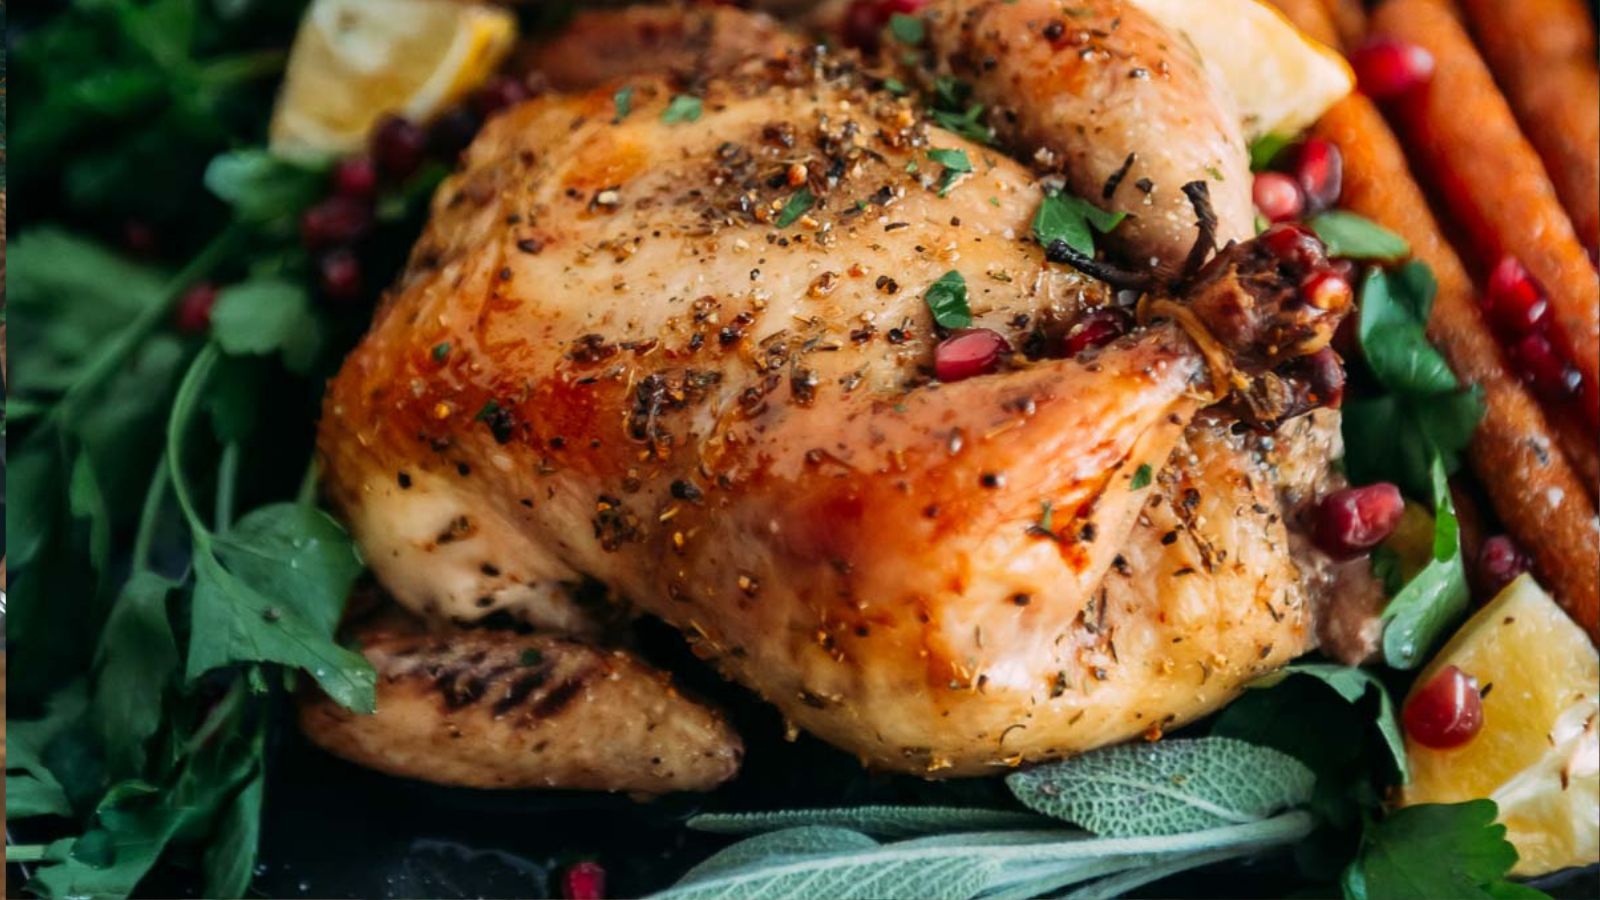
left=269, top=0, right=516, bottom=161
left=1131, top=0, right=1354, bottom=139
left=1400, top=574, right=1599, bottom=876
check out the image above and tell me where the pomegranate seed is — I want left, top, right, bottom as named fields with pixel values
left=1314, top=482, right=1404, bottom=559
left=300, top=195, right=373, bottom=251
left=935, top=328, right=1010, bottom=382
left=841, top=0, right=926, bottom=50
left=1511, top=332, right=1581, bottom=396
left=318, top=249, right=364, bottom=303
left=428, top=107, right=482, bottom=160
left=174, top=282, right=218, bottom=334
left=1481, top=255, right=1549, bottom=337
left=1292, top=138, right=1344, bottom=214
left=562, top=861, right=607, bottom=900
left=1299, top=346, right=1347, bottom=408
left=1476, top=535, right=1530, bottom=595
left=1259, top=222, right=1328, bottom=272
left=1063, top=309, right=1128, bottom=356
left=332, top=156, right=378, bottom=199
left=1252, top=172, right=1305, bottom=223
left=1403, top=665, right=1485, bottom=749
left=471, top=75, right=531, bottom=117
left=1350, top=38, right=1436, bottom=99
left=370, top=114, right=429, bottom=181
left=1300, top=270, right=1353, bottom=311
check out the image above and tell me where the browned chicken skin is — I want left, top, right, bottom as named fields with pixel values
left=313, top=4, right=1367, bottom=781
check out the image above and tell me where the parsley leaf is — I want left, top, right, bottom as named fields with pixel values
left=928, top=77, right=994, bottom=144
left=1342, top=262, right=1484, bottom=496
left=1310, top=211, right=1410, bottom=261
left=208, top=277, right=319, bottom=370
left=923, top=270, right=971, bottom=329
left=927, top=148, right=972, bottom=196
left=1032, top=191, right=1127, bottom=258
left=613, top=86, right=634, bottom=122
left=1379, top=458, right=1470, bottom=669
left=1130, top=463, right=1153, bottom=490
left=1249, top=133, right=1295, bottom=172
left=776, top=188, right=814, bottom=228
left=204, top=150, right=324, bottom=227
left=661, top=94, right=703, bottom=124
left=1246, top=664, right=1408, bottom=781
left=888, top=13, right=925, bottom=45
left=1343, top=801, right=1544, bottom=900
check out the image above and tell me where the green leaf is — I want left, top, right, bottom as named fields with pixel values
left=202, top=765, right=264, bottom=898
left=187, top=504, right=374, bottom=710
left=209, top=277, right=314, bottom=360
left=928, top=78, right=993, bottom=144
left=29, top=805, right=188, bottom=900
left=923, top=270, right=971, bottom=329
left=1032, top=192, right=1126, bottom=258
left=613, top=86, right=634, bottom=122
left=1344, top=801, right=1543, bottom=900
left=1005, top=738, right=1314, bottom=837
left=1248, top=665, right=1408, bottom=782
left=927, top=148, right=972, bottom=196
left=662, top=94, right=703, bottom=124
left=204, top=149, right=323, bottom=224
left=776, top=188, right=814, bottom=229
left=690, top=807, right=1045, bottom=837
left=1381, top=458, right=1470, bottom=669
left=888, top=13, right=925, bottom=45
left=92, top=571, right=182, bottom=777
left=6, top=774, right=76, bottom=819
left=1130, top=464, right=1153, bottom=490
left=1249, top=133, right=1294, bottom=172
left=1310, top=211, right=1410, bottom=260
left=678, top=826, right=880, bottom=885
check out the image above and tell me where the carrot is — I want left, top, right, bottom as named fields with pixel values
left=1370, top=0, right=1600, bottom=432
left=1456, top=0, right=1600, bottom=262
left=1320, top=0, right=1367, bottom=49
left=1307, top=90, right=1600, bottom=642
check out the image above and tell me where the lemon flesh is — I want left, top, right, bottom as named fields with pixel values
left=1131, top=0, right=1354, bottom=140
left=270, top=0, right=516, bottom=161
left=1400, top=575, right=1599, bottom=876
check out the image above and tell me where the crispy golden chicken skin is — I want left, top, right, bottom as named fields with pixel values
left=317, top=45, right=1361, bottom=776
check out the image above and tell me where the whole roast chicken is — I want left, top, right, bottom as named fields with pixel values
left=303, top=0, right=1378, bottom=794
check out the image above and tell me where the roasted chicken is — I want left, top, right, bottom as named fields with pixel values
left=307, top=0, right=1372, bottom=790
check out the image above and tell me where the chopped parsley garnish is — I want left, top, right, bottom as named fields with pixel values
left=1032, top=191, right=1127, bottom=258
left=888, top=13, right=925, bottom=45
left=1130, top=464, right=1153, bottom=490
left=929, top=77, right=994, bottom=145
left=775, top=188, right=814, bottom=228
left=927, top=148, right=972, bottom=196
left=923, top=270, right=971, bottom=329
left=613, top=86, right=634, bottom=123
left=1037, top=500, right=1055, bottom=532
left=1248, top=132, right=1294, bottom=172
left=883, top=77, right=909, bottom=96
left=661, top=94, right=703, bottom=124
left=520, top=648, right=544, bottom=666
left=432, top=342, right=451, bottom=363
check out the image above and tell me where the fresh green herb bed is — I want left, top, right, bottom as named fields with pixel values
left=1, top=2, right=1579, bottom=898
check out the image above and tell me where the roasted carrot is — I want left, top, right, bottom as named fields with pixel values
left=1310, top=92, right=1600, bottom=643
left=1370, top=0, right=1600, bottom=431
left=1320, top=0, right=1367, bottom=49
left=1457, top=0, right=1600, bottom=261
left=1270, top=0, right=1600, bottom=641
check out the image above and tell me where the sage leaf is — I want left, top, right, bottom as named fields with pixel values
left=1005, top=737, right=1314, bottom=837
left=689, top=806, right=1045, bottom=837
left=678, top=826, right=878, bottom=884
left=656, top=843, right=997, bottom=900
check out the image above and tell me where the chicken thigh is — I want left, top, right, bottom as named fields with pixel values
left=316, top=34, right=1359, bottom=777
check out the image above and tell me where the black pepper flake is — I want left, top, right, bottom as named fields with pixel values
left=498, top=267, right=513, bottom=281
left=1042, top=19, right=1065, bottom=40
left=1160, top=530, right=1179, bottom=546
left=1078, top=522, right=1097, bottom=543
left=516, top=238, right=543, bottom=254
left=475, top=399, right=516, bottom=444
left=1135, top=177, right=1155, bottom=194
left=979, top=472, right=1005, bottom=489
left=670, top=479, right=703, bottom=502
left=397, top=472, right=412, bottom=489
left=1011, top=593, right=1032, bottom=606
left=457, top=462, right=472, bottom=477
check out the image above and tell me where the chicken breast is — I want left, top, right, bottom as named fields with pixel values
left=318, top=47, right=1359, bottom=775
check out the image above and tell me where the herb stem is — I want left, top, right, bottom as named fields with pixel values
left=131, top=461, right=173, bottom=572
left=215, top=442, right=240, bottom=530
left=58, top=224, right=243, bottom=423
left=167, top=343, right=223, bottom=544
left=294, top=457, right=320, bottom=509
